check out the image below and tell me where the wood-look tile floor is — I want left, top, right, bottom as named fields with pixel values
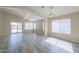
left=0, top=33, right=79, bottom=53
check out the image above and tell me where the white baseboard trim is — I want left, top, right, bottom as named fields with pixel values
left=0, top=34, right=10, bottom=36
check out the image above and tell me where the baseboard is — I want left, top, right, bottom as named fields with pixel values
left=0, top=34, right=10, bottom=36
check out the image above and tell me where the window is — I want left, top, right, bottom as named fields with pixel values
left=25, top=23, right=33, bottom=30
left=11, top=22, right=17, bottom=33
left=52, top=18, right=71, bottom=34
left=25, top=22, right=36, bottom=30
left=60, top=19, right=71, bottom=34
left=11, top=22, right=22, bottom=33
left=52, top=20, right=60, bottom=32
left=17, top=23, right=22, bottom=32
left=34, top=23, right=36, bottom=30
left=43, top=21, right=45, bottom=30
left=18, top=23, right=22, bottom=28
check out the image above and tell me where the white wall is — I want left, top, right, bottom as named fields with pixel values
left=0, top=11, right=23, bottom=35
left=0, top=12, right=2, bottom=34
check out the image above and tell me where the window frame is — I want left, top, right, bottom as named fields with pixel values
left=11, top=22, right=22, bottom=33
left=52, top=18, right=71, bottom=34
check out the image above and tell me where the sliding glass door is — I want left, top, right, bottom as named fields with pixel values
left=11, top=22, right=22, bottom=33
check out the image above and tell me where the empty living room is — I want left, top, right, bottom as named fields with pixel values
left=0, top=6, right=79, bottom=53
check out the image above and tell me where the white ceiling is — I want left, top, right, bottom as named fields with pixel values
left=0, top=6, right=79, bottom=21
left=29, top=6, right=79, bottom=17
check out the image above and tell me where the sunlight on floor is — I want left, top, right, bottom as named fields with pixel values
left=56, top=40, right=73, bottom=52
left=45, top=38, right=58, bottom=45
left=45, top=37, right=73, bottom=52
